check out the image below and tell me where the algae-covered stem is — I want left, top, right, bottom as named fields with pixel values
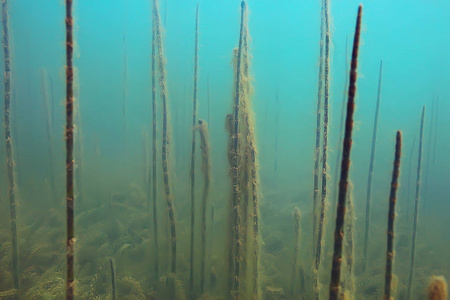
left=407, top=106, right=426, bottom=299
left=315, top=0, right=331, bottom=271
left=153, top=0, right=177, bottom=274
left=384, top=131, right=402, bottom=300
left=329, top=6, right=362, bottom=300
left=64, top=0, right=75, bottom=298
left=189, top=4, right=199, bottom=293
left=197, top=120, right=211, bottom=294
left=363, top=60, right=383, bottom=271
left=109, top=257, right=117, bottom=300
left=2, top=0, right=19, bottom=296
left=231, top=1, right=247, bottom=295
left=150, top=0, right=159, bottom=278
left=312, top=0, right=325, bottom=257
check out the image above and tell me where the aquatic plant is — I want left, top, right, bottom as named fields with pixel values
left=150, top=0, right=159, bottom=279
left=229, top=1, right=247, bottom=297
left=406, top=136, right=416, bottom=220
left=153, top=0, right=177, bottom=276
left=363, top=60, right=383, bottom=271
left=383, top=131, right=402, bottom=300
left=2, top=0, right=19, bottom=295
left=40, top=69, right=56, bottom=201
left=312, top=0, right=325, bottom=260
left=196, top=119, right=211, bottom=294
left=329, top=5, right=362, bottom=300
left=315, top=0, right=331, bottom=276
left=109, top=258, right=116, bottom=300
left=341, top=183, right=355, bottom=300
left=63, top=0, right=75, bottom=297
left=189, top=4, right=200, bottom=294
left=290, top=208, right=301, bottom=297
left=428, top=276, right=448, bottom=300
left=407, top=106, right=426, bottom=299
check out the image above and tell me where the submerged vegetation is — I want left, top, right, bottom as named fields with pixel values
left=0, top=1, right=448, bottom=300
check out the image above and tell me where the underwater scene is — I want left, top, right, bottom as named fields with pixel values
left=0, top=0, right=449, bottom=299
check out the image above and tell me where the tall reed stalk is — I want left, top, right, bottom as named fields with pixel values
left=150, top=0, right=159, bottom=278
left=109, top=257, right=117, bottom=300
left=383, top=131, right=402, bottom=300
left=363, top=60, right=383, bottom=271
left=315, top=0, right=331, bottom=273
left=406, top=136, right=416, bottom=220
left=64, top=0, right=75, bottom=297
left=230, top=2, right=247, bottom=297
left=2, top=0, right=19, bottom=296
left=329, top=6, right=362, bottom=300
left=312, top=0, right=325, bottom=259
left=153, top=0, right=177, bottom=275
left=189, top=4, right=199, bottom=294
left=407, top=106, right=426, bottom=299
left=197, top=120, right=211, bottom=294
left=40, top=69, right=56, bottom=200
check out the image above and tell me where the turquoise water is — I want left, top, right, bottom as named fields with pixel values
left=0, top=0, right=448, bottom=299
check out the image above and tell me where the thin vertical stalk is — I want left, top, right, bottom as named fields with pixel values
left=363, top=60, right=383, bottom=271
left=207, top=76, right=210, bottom=125
left=40, top=69, right=56, bottom=200
left=150, top=0, right=159, bottom=278
left=315, top=0, right=331, bottom=272
left=64, top=0, right=75, bottom=298
left=153, top=0, right=177, bottom=274
left=432, top=97, right=439, bottom=164
left=274, top=91, right=279, bottom=172
left=189, top=4, right=199, bottom=294
left=329, top=6, right=362, bottom=300
left=383, top=131, right=402, bottom=300
left=423, top=97, right=435, bottom=211
left=197, top=120, right=211, bottom=294
left=123, top=34, right=129, bottom=133
left=2, top=0, right=19, bottom=296
left=291, top=208, right=301, bottom=296
left=312, top=0, right=325, bottom=257
left=109, top=258, right=117, bottom=300
left=231, top=1, right=247, bottom=296
left=406, top=136, right=416, bottom=220
left=407, top=106, right=426, bottom=299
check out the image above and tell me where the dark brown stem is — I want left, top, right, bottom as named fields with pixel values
left=363, top=60, right=383, bottom=271
left=407, top=106, right=426, bottom=299
left=329, top=5, right=362, bottom=300
left=64, top=0, right=75, bottom=298
left=153, top=0, right=177, bottom=275
left=384, top=131, right=402, bottom=300
left=2, top=0, right=19, bottom=296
